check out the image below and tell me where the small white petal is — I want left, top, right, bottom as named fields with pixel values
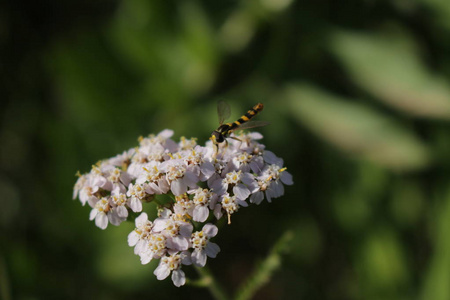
left=108, top=212, right=122, bottom=226
left=158, top=178, right=170, bottom=193
left=263, top=151, right=283, bottom=165
left=120, top=172, right=132, bottom=186
left=171, top=179, right=187, bottom=196
left=87, top=196, right=98, bottom=208
left=154, top=264, right=170, bottom=280
left=207, top=174, right=220, bottom=190
left=111, top=186, right=121, bottom=196
left=135, top=213, right=148, bottom=227
left=189, top=165, right=201, bottom=176
left=73, top=187, right=81, bottom=200
left=165, top=139, right=179, bottom=153
left=265, top=190, right=272, bottom=203
left=140, top=252, right=153, bottom=265
left=89, top=209, right=98, bottom=221
left=130, top=197, right=143, bottom=212
left=233, top=184, right=250, bottom=200
left=145, top=182, right=158, bottom=194
left=112, top=183, right=126, bottom=195
left=250, top=159, right=264, bottom=174
left=135, top=176, right=146, bottom=185
left=158, top=129, right=174, bottom=139
left=236, top=199, right=248, bottom=207
left=167, top=236, right=188, bottom=251
left=210, top=179, right=226, bottom=195
left=181, top=251, right=192, bottom=265
left=192, top=249, right=207, bottom=267
left=272, top=181, right=284, bottom=198
left=95, top=213, right=108, bottom=229
left=240, top=173, right=255, bottom=185
left=209, top=194, right=219, bottom=209
left=128, top=231, right=139, bottom=247
left=79, top=192, right=89, bottom=205
left=222, top=161, right=237, bottom=175
left=134, top=240, right=146, bottom=255
left=153, top=219, right=167, bottom=232
left=183, top=171, right=199, bottom=188
left=127, top=163, right=141, bottom=178
left=179, top=223, right=194, bottom=237
left=263, top=151, right=278, bottom=164
left=203, top=224, right=218, bottom=237
left=193, top=206, right=209, bottom=222
left=126, top=183, right=134, bottom=197
left=92, top=176, right=107, bottom=188
left=244, top=177, right=259, bottom=193
left=116, top=206, right=128, bottom=218
left=200, top=162, right=215, bottom=178
left=172, top=269, right=186, bottom=287
left=248, top=132, right=263, bottom=140
left=205, top=242, right=220, bottom=258
left=250, top=191, right=264, bottom=205
left=281, top=171, right=293, bottom=185
left=213, top=204, right=223, bottom=220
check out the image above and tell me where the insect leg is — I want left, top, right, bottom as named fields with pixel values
left=230, top=136, right=243, bottom=149
left=210, top=136, right=219, bottom=159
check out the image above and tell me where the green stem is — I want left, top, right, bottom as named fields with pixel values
left=0, top=253, right=11, bottom=300
left=234, top=230, right=294, bottom=300
left=193, top=265, right=229, bottom=300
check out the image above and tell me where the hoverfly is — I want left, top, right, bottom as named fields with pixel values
left=210, top=101, right=269, bottom=153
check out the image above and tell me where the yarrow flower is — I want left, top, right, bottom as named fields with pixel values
left=73, top=129, right=292, bottom=286
left=191, top=224, right=220, bottom=267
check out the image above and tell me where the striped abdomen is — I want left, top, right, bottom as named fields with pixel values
left=228, top=103, right=264, bottom=131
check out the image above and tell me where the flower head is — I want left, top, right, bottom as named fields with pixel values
left=154, top=252, right=191, bottom=287
left=73, top=129, right=292, bottom=287
left=191, top=224, right=220, bottom=267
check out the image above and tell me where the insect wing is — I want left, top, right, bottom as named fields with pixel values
left=217, top=100, right=231, bottom=125
left=234, top=120, right=270, bottom=130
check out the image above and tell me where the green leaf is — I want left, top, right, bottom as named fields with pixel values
left=330, top=29, right=450, bottom=119
left=286, top=83, right=429, bottom=170
left=419, top=0, right=450, bottom=29
left=357, top=228, right=410, bottom=297
left=420, top=188, right=450, bottom=300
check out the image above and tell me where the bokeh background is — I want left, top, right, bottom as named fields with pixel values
left=2, top=0, right=450, bottom=299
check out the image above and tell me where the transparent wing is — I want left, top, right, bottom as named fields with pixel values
left=217, top=100, right=231, bottom=125
left=233, top=120, right=270, bottom=130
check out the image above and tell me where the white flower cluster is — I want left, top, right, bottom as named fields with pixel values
left=73, top=129, right=292, bottom=287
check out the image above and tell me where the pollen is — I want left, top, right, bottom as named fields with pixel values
left=108, top=168, right=121, bottom=183
left=191, top=231, right=208, bottom=249
left=95, top=197, right=111, bottom=213
left=92, top=165, right=102, bottom=175
left=225, top=170, right=242, bottom=184
left=236, top=152, right=252, bottom=164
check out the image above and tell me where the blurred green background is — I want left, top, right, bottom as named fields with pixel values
left=2, top=0, right=450, bottom=299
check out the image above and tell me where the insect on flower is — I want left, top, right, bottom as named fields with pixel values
left=73, top=127, right=293, bottom=287
left=210, top=101, right=269, bottom=154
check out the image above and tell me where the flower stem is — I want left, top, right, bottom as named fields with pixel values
left=0, top=254, right=11, bottom=300
left=193, top=265, right=229, bottom=300
left=234, top=230, right=294, bottom=300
